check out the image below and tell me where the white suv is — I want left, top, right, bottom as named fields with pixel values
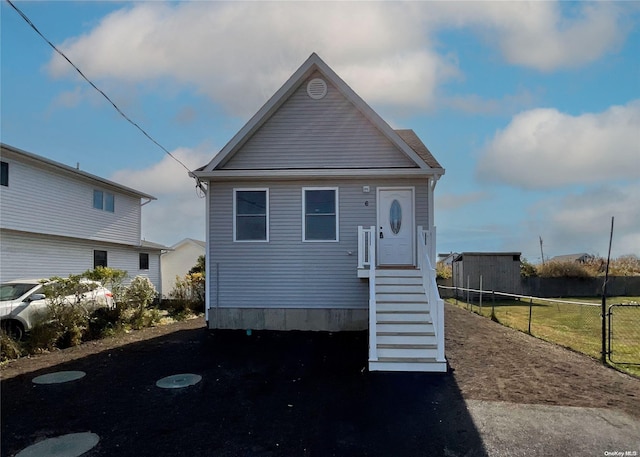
left=0, top=279, right=115, bottom=340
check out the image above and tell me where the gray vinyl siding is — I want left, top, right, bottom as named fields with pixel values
left=0, top=230, right=162, bottom=293
left=208, top=178, right=430, bottom=310
left=0, top=156, right=141, bottom=245
left=222, top=72, right=417, bottom=170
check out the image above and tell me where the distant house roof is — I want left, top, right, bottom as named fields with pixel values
left=141, top=240, right=171, bottom=251
left=169, top=238, right=206, bottom=250
left=1, top=143, right=156, bottom=201
left=550, top=253, right=594, bottom=263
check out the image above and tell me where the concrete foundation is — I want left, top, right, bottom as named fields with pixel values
left=208, top=308, right=368, bottom=331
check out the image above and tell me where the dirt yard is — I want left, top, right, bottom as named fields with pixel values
left=1, top=304, right=638, bottom=456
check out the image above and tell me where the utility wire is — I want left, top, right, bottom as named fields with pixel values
left=6, top=0, right=195, bottom=176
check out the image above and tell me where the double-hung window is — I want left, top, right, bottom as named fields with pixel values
left=234, top=189, right=269, bottom=241
left=93, top=190, right=115, bottom=212
left=303, top=187, right=338, bottom=242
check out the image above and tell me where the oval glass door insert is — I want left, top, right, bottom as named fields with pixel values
left=389, top=200, right=402, bottom=234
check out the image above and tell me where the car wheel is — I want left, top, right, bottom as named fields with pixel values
left=1, top=320, right=25, bottom=341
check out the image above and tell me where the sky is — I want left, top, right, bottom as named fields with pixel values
left=1, top=1, right=639, bottom=263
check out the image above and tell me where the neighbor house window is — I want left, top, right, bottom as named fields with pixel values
left=139, top=253, right=149, bottom=270
left=234, top=189, right=269, bottom=241
left=1, top=162, right=8, bottom=187
left=93, top=190, right=115, bottom=212
left=303, top=187, right=338, bottom=241
left=94, top=250, right=108, bottom=268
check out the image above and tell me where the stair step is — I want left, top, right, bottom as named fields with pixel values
left=377, top=312, right=431, bottom=323
left=377, top=302, right=428, bottom=312
left=377, top=346, right=438, bottom=358
left=376, top=323, right=431, bottom=333
left=376, top=294, right=428, bottom=303
left=376, top=276, right=423, bottom=285
left=369, top=359, right=448, bottom=372
left=377, top=343, right=436, bottom=349
left=377, top=334, right=435, bottom=345
left=375, top=269, right=421, bottom=277
left=376, top=284, right=425, bottom=294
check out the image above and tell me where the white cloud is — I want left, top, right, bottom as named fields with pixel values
left=426, top=1, right=629, bottom=71
left=110, top=146, right=213, bottom=245
left=525, top=184, right=640, bottom=258
left=47, top=2, right=457, bottom=117
left=477, top=101, right=640, bottom=189
left=43, top=2, right=633, bottom=117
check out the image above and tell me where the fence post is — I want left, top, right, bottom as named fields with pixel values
left=479, top=275, right=483, bottom=315
left=466, top=276, right=470, bottom=311
left=528, top=297, right=533, bottom=334
left=491, top=290, right=496, bottom=320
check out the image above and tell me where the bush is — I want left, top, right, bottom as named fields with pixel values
left=536, top=260, right=597, bottom=278
left=609, top=255, right=640, bottom=276
left=1, top=330, right=23, bottom=361
left=166, top=273, right=205, bottom=319
left=520, top=258, right=538, bottom=277
left=83, top=267, right=128, bottom=303
left=436, top=262, right=452, bottom=280
left=121, top=276, right=159, bottom=330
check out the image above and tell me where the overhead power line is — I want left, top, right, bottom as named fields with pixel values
left=6, top=0, right=194, bottom=176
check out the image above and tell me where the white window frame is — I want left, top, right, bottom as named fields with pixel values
left=302, top=187, right=339, bottom=242
left=93, top=189, right=115, bottom=213
left=233, top=188, right=269, bottom=242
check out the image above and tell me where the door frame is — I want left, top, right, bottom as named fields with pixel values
left=376, top=186, right=416, bottom=267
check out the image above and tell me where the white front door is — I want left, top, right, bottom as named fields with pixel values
left=377, top=188, right=414, bottom=266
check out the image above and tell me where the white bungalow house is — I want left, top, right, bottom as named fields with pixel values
left=193, top=53, right=446, bottom=372
left=0, top=144, right=166, bottom=293
left=161, top=238, right=205, bottom=297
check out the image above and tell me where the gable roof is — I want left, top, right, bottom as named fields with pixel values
left=394, top=129, right=442, bottom=169
left=195, top=53, right=444, bottom=177
left=1, top=143, right=156, bottom=201
left=169, top=238, right=206, bottom=250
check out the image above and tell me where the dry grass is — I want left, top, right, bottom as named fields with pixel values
left=447, top=296, right=640, bottom=378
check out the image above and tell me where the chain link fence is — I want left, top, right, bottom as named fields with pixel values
left=440, top=285, right=639, bottom=376
left=608, top=303, right=640, bottom=365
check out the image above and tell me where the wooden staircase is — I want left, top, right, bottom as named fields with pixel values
left=369, top=269, right=447, bottom=372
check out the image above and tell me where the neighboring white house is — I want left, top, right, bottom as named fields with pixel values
left=161, top=238, right=205, bottom=297
left=193, top=53, right=446, bottom=372
left=0, top=144, right=167, bottom=294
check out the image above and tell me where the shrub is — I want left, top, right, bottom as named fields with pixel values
left=436, top=262, right=452, bottom=280
left=520, top=258, right=538, bottom=277
left=609, top=254, right=640, bottom=276
left=537, top=260, right=596, bottom=278
left=83, top=267, right=127, bottom=303
left=1, top=329, right=23, bottom=361
left=121, top=276, right=159, bottom=330
left=31, top=275, right=93, bottom=349
left=167, top=273, right=205, bottom=318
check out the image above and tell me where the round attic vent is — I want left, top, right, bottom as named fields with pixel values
left=307, top=78, right=327, bottom=99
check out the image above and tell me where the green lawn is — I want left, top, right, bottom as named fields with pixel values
left=446, top=296, right=640, bottom=378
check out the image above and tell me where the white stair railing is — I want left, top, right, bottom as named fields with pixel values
left=417, top=226, right=446, bottom=363
left=367, top=225, right=377, bottom=361
left=357, top=226, right=373, bottom=269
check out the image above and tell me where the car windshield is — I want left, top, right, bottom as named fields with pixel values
left=0, top=283, right=40, bottom=301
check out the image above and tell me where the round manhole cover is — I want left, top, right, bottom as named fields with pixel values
left=32, top=371, right=86, bottom=385
left=156, top=373, right=202, bottom=389
left=15, top=432, right=99, bottom=457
